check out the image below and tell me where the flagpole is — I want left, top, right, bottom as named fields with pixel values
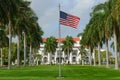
left=58, top=3, right=62, bottom=78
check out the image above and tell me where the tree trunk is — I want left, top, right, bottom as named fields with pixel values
left=98, top=42, right=101, bottom=66
left=8, top=19, right=12, bottom=69
left=105, top=39, right=109, bottom=68
left=49, top=53, right=51, bottom=64
left=29, top=43, right=32, bottom=66
left=68, top=48, right=70, bottom=64
left=1, top=48, right=3, bottom=67
left=32, top=49, right=35, bottom=66
left=89, top=47, right=92, bottom=66
left=93, top=48, right=96, bottom=66
left=113, top=26, right=118, bottom=69
left=24, top=32, right=26, bottom=66
left=17, top=31, right=20, bottom=68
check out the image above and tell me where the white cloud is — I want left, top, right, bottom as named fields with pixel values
left=30, top=0, right=106, bottom=38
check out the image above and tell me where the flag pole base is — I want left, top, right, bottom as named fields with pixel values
left=57, top=76, right=64, bottom=79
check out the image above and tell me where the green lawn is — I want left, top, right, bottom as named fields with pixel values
left=0, top=65, right=120, bottom=80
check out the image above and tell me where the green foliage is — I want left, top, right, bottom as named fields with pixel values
left=95, top=50, right=112, bottom=64
left=2, top=42, right=29, bottom=64
left=79, top=0, right=120, bottom=53
left=79, top=45, right=87, bottom=60
left=61, top=36, right=74, bottom=54
left=0, top=29, right=9, bottom=48
left=35, top=54, right=42, bottom=60
left=44, top=36, right=57, bottom=54
left=2, top=43, right=17, bottom=63
left=11, top=43, right=17, bottom=62
left=2, top=47, right=8, bottom=65
left=0, top=0, right=43, bottom=67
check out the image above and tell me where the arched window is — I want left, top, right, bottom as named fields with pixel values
left=72, top=57, right=76, bottom=62
left=43, top=57, right=48, bottom=63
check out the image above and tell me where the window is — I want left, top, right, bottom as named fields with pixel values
left=56, top=57, right=63, bottom=63
left=72, top=57, right=76, bottom=62
left=52, top=57, right=54, bottom=60
left=72, top=50, right=77, bottom=55
left=43, top=57, right=48, bottom=63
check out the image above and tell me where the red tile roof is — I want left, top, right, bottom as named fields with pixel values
left=42, top=38, right=80, bottom=43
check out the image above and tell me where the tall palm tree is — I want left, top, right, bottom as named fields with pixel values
left=93, top=1, right=113, bottom=68
left=111, top=0, right=120, bottom=69
left=77, top=33, right=88, bottom=65
left=101, top=0, right=119, bottom=69
left=13, top=0, right=33, bottom=67
left=79, top=45, right=87, bottom=65
left=22, top=9, right=36, bottom=66
left=94, top=13, right=105, bottom=66
left=0, top=0, right=21, bottom=69
left=82, top=0, right=119, bottom=69
left=61, top=36, right=74, bottom=64
left=21, top=2, right=40, bottom=66
left=44, top=36, right=57, bottom=64
left=26, top=20, right=43, bottom=66
left=80, top=10, right=105, bottom=66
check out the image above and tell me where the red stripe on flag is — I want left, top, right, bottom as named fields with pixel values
left=60, top=12, right=80, bottom=28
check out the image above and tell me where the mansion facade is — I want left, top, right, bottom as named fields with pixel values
left=38, top=37, right=84, bottom=64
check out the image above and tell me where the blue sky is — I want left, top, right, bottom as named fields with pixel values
left=30, top=0, right=106, bottom=38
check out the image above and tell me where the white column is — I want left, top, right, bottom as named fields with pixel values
left=41, top=52, right=44, bottom=64
left=54, top=51, right=57, bottom=64
left=69, top=52, right=72, bottom=64
left=61, top=51, right=64, bottom=64
left=48, top=53, right=50, bottom=64
left=76, top=49, right=80, bottom=64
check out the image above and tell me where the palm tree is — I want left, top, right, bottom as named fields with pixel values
left=80, top=9, right=105, bottom=66
left=93, top=13, right=105, bottom=66
left=61, top=36, right=74, bottom=64
left=101, top=0, right=119, bottom=69
left=25, top=20, right=43, bottom=66
left=82, top=0, right=119, bottom=69
left=79, top=45, right=87, bottom=65
left=12, top=0, right=33, bottom=67
left=31, top=25, right=43, bottom=65
left=93, top=1, right=113, bottom=68
left=20, top=2, right=40, bottom=66
left=111, top=0, right=120, bottom=69
left=22, top=9, right=36, bottom=66
left=0, top=0, right=23, bottom=69
left=77, top=33, right=87, bottom=65
left=77, top=33, right=92, bottom=65
left=44, top=36, right=57, bottom=64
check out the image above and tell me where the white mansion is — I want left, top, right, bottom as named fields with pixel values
left=38, top=37, right=83, bottom=64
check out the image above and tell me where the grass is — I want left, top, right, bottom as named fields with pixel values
left=0, top=65, right=120, bottom=80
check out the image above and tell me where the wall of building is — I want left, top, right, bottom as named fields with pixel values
left=38, top=37, right=82, bottom=64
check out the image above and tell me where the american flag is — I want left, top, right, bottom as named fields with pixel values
left=60, top=11, right=80, bottom=28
